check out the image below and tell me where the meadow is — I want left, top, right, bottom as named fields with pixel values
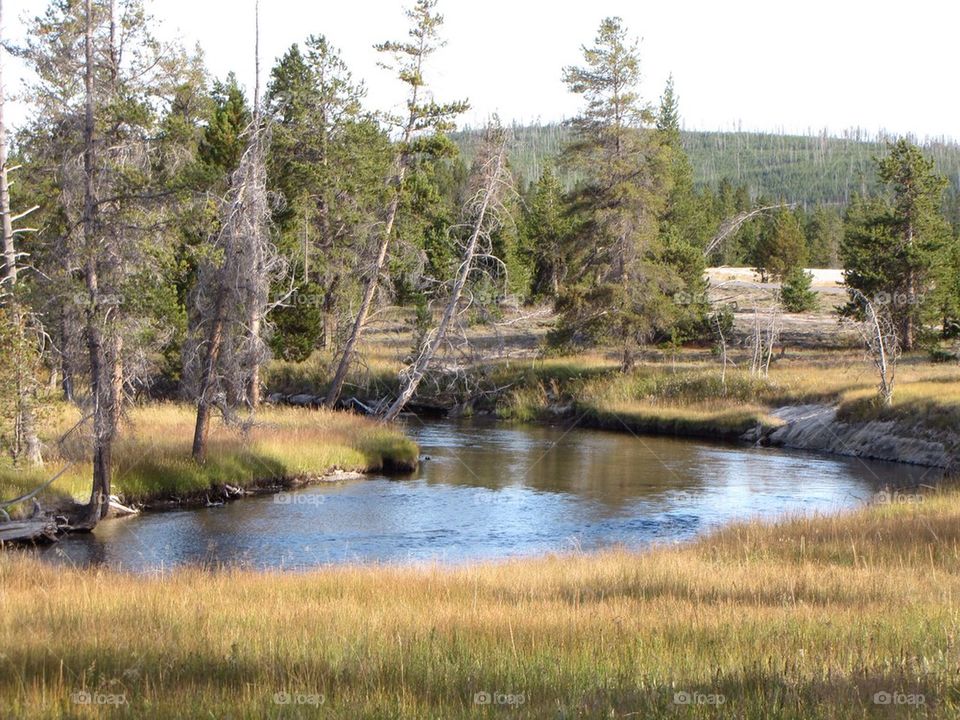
left=2, top=485, right=957, bottom=718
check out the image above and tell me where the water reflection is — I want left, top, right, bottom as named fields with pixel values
left=35, top=418, right=938, bottom=571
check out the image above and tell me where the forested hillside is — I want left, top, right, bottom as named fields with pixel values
left=452, top=124, right=960, bottom=206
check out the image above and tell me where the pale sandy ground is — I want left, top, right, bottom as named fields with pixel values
left=705, top=267, right=857, bottom=349
left=365, top=268, right=857, bottom=367
left=706, top=267, right=845, bottom=287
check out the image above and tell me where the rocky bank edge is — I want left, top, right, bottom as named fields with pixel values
left=751, top=404, right=956, bottom=472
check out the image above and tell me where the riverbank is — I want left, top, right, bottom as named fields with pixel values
left=269, top=344, right=960, bottom=471
left=501, top=354, right=960, bottom=471
left=0, top=404, right=418, bottom=521
left=2, top=484, right=957, bottom=718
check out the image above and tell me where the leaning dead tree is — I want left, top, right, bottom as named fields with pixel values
left=703, top=203, right=794, bottom=259
left=849, top=289, right=899, bottom=407
left=324, top=0, right=467, bottom=408
left=381, top=129, right=510, bottom=422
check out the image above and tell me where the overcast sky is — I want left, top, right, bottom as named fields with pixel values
left=3, top=0, right=958, bottom=139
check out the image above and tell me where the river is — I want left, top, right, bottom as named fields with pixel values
left=34, top=418, right=937, bottom=571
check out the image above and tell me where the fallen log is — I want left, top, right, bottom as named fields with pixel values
left=107, top=495, right=139, bottom=518
left=0, top=518, right=59, bottom=544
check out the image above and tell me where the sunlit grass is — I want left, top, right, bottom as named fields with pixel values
left=0, top=404, right=418, bottom=516
left=491, top=349, right=960, bottom=443
left=2, top=488, right=959, bottom=718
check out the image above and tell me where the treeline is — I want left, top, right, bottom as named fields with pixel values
left=453, top=124, right=960, bottom=208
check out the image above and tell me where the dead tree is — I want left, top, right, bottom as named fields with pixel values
left=703, top=203, right=794, bottom=260
left=381, top=129, right=510, bottom=422
left=749, top=302, right=781, bottom=378
left=189, top=128, right=278, bottom=462
left=0, top=0, right=43, bottom=466
left=80, top=0, right=116, bottom=525
left=189, top=4, right=286, bottom=461
left=850, top=290, right=899, bottom=407
left=712, top=310, right=729, bottom=394
left=324, top=0, right=467, bottom=408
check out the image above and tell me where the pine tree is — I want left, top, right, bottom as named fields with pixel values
left=780, top=266, right=818, bottom=312
left=841, top=140, right=951, bottom=350
left=325, top=0, right=468, bottom=407
left=522, top=166, right=569, bottom=299
left=754, top=207, right=807, bottom=282
left=656, top=75, right=711, bottom=340
left=265, top=37, right=390, bottom=359
left=805, top=205, right=843, bottom=268
left=552, top=17, right=677, bottom=370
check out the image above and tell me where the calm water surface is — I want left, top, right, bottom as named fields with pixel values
left=35, top=418, right=937, bottom=571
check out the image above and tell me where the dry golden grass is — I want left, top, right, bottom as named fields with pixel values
left=493, top=349, right=960, bottom=445
left=2, top=489, right=958, bottom=718
left=0, top=404, right=418, bottom=515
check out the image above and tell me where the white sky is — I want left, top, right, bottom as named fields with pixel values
left=3, top=0, right=958, bottom=140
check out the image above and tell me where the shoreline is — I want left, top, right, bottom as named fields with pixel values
left=10, top=392, right=954, bottom=547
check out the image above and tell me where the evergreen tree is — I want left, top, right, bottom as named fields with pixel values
left=522, top=166, right=569, bottom=299
left=265, top=37, right=392, bottom=359
left=552, top=17, right=677, bottom=370
left=754, top=206, right=807, bottom=281
left=656, top=75, right=711, bottom=340
left=841, top=140, right=951, bottom=350
left=780, top=266, right=818, bottom=312
left=200, top=75, right=251, bottom=179
left=805, top=204, right=843, bottom=268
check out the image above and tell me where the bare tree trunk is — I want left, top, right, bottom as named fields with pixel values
left=82, top=0, right=111, bottom=525
left=0, top=0, right=13, bottom=290
left=850, top=289, right=899, bottom=407
left=247, top=309, right=261, bottom=408
left=325, top=182, right=404, bottom=407
left=192, top=290, right=228, bottom=462
left=59, top=317, right=75, bottom=402
left=381, top=139, right=507, bottom=422
left=321, top=274, right=339, bottom=350
left=713, top=312, right=728, bottom=395
left=903, top=267, right=915, bottom=351
left=244, top=0, right=263, bottom=410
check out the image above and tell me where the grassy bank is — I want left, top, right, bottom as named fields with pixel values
left=3, top=488, right=959, bottom=718
left=0, top=404, right=418, bottom=516
left=489, top=350, right=960, bottom=443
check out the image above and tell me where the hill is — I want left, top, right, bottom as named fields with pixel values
left=451, top=124, right=960, bottom=207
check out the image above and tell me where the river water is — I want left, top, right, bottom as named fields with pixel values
left=35, top=418, right=936, bottom=571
